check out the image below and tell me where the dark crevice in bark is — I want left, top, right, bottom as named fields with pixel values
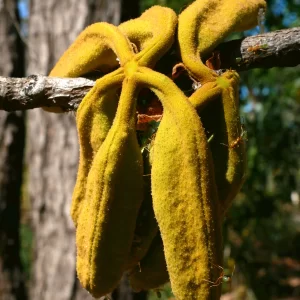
left=0, top=111, right=27, bottom=300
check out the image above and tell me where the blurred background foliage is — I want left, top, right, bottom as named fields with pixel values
left=139, top=0, right=300, bottom=299
left=15, top=0, right=300, bottom=299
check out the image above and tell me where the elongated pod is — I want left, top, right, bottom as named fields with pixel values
left=75, top=79, right=143, bottom=297
left=189, top=71, right=246, bottom=216
left=126, top=152, right=158, bottom=270
left=71, top=70, right=124, bottom=224
left=46, top=23, right=134, bottom=112
left=50, top=23, right=134, bottom=77
left=135, top=68, right=222, bottom=300
left=178, top=0, right=266, bottom=82
left=177, top=0, right=261, bottom=215
left=214, top=72, right=246, bottom=214
left=119, top=6, right=177, bottom=67
left=129, top=234, right=169, bottom=292
left=50, top=23, right=133, bottom=220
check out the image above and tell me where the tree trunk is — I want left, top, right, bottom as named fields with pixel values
left=0, top=0, right=26, bottom=299
left=26, top=0, right=144, bottom=299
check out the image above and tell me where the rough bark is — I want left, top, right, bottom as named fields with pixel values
left=26, top=1, right=126, bottom=300
left=216, top=27, right=300, bottom=71
left=0, top=75, right=94, bottom=111
left=0, top=0, right=26, bottom=299
left=0, top=26, right=300, bottom=112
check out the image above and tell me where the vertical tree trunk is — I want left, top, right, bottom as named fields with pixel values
left=0, top=0, right=26, bottom=299
left=26, top=0, right=144, bottom=299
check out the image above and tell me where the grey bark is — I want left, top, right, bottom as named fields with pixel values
left=0, top=0, right=26, bottom=299
left=0, top=75, right=94, bottom=112
left=26, top=1, right=123, bottom=300
left=216, top=27, right=300, bottom=71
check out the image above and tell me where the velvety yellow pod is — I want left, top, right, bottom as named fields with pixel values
left=189, top=71, right=246, bottom=216
left=75, top=79, right=144, bottom=297
left=215, top=71, right=246, bottom=214
left=71, top=70, right=124, bottom=225
left=135, top=67, right=223, bottom=300
left=119, top=6, right=177, bottom=67
left=50, top=23, right=134, bottom=77
left=45, top=23, right=134, bottom=112
left=129, top=234, right=169, bottom=292
left=126, top=152, right=158, bottom=270
left=178, top=0, right=266, bottom=82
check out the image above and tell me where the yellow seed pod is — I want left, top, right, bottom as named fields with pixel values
left=119, top=6, right=177, bottom=67
left=126, top=152, right=158, bottom=270
left=75, top=79, right=144, bottom=298
left=189, top=70, right=246, bottom=216
left=45, top=23, right=134, bottom=113
left=178, top=0, right=266, bottom=82
left=50, top=23, right=134, bottom=77
left=71, top=70, right=124, bottom=225
left=48, top=22, right=134, bottom=220
left=129, top=234, right=169, bottom=292
left=216, top=71, right=246, bottom=214
left=135, top=67, right=223, bottom=300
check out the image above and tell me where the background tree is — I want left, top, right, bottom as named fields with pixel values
left=0, top=0, right=26, bottom=299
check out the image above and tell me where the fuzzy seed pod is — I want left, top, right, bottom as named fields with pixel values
left=189, top=71, right=246, bottom=216
left=135, top=67, right=223, bottom=300
left=178, top=0, right=267, bottom=82
left=45, top=23, right=134, bottom=113
left=119, top=6, right=177, bottom=67
left=129, top=234, right=169, bottom=292
left=178, top=0, right=263, bottom=216
left=71, top=70, right=124, bottom=224
left=126, top=152, right=158, bottom=270
left=75, top=79, right=144, bottom=297
left=119, top=4, right=177, bottom=274
left=48, top=22, right=135, bottom=221
left=50, top=23, right=134, bottom=77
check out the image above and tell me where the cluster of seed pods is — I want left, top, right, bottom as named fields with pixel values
left=47, top=0, right=266, bottom=299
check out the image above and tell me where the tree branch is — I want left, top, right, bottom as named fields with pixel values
left=218, top=27, right=300, bottom=70
left=0, top=75, right=94, bottom=111
left=0, top=27, right=299, bottom=112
